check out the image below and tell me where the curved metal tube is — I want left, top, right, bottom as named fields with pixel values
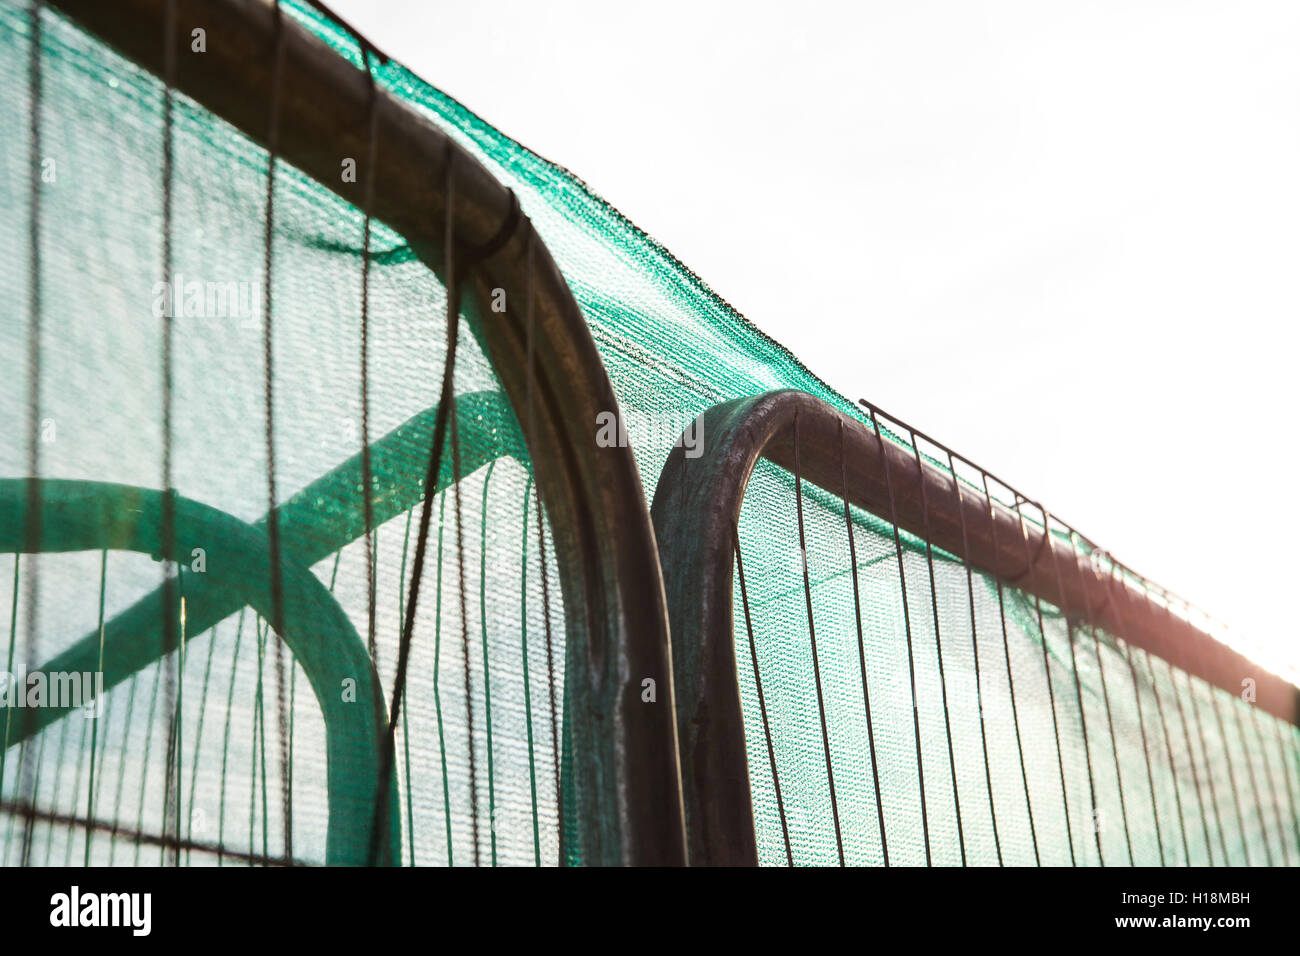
left=8, top=391, right=518, bottom=746
left=46, top=0, right=686, bottom=864
left=0, top=479, right=401, bottom=866
left=651, top=389, right=1299, bottom=864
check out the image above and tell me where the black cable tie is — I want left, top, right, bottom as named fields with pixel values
left=455, top=188, right=522, bottom=276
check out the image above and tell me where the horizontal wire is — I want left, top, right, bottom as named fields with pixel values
left=855, top=398, right=1226, bottom=635
left=0, top=799, right=308, bottom=867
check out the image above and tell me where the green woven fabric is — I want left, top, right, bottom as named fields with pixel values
left=1, top=0, right=1296, bottom=866
left=0, top=0, right=562, bottom=866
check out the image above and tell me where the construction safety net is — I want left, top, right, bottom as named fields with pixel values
left=1, top=0, right=1296, bottom=866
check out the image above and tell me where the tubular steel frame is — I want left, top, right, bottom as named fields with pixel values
left=0, top=479, right=401, bottom=865
left=650, top=389, right=1300, bottom=865
left=13, top=0, right=1296, bottom=870
left=29, top=0, right=686, bottom=866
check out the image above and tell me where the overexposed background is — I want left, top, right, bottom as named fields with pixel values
left=331, top=0, right=1299, bottom=678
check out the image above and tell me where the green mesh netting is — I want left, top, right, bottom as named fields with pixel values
left=290, top=1, right=1298, bottom=866
left=2, top=0, right=1297, bottom=867
left=734, top=468, right=1299, bottom=865
left=0, top=0, right=566, bottom=866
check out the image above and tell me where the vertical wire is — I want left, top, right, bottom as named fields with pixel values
left=371, top=147, right=462, bottom=865
left=184, top=616, right=223, bottom=865
left=160, top=556, right=181, bottom=866
left=395, top=509, right=415, bottom=864
left=1183, top=670, right=1232, bottom=863
left=1139, top=649, right=1192, bottom=865
left=131, top=662, right=163, bottom=865
left=1065, top=533, right=1132, bottom=865
left=1120, top=638, right=1165, bottom=863
left=792, top=413, right=844, bottom=865
left=1088, top=612, right=1135, bottom=864
left=909, top=431, right=966, bottom=865
left=61, top=717, right=88, bottom=864
left=2, top=749, right=16, bottom=865
left=839, top=422, right=888, bottom=865
left=247, top=628, right=261, bottom=865
left=1046, top=544, right=1099, bottom=869
left=520, top=479, right=541, bottom=865
left=20, top=735, right=45, bottom=864
left=161, top=567, right=188, bottom=864
left=64, top=725, right=88, bottom=863
left=356, top=62, right=384, bottom=819
left=287, top=652, right=297, bottom=862
left=866, top=408, right=930, bottom=865
left=479, top=460, right=499, bottom=866
left=177, top=580, right=189, bottom=855
left=1269, top=718, right=1300, bottom=858
left=157, top=0, right=184, bottom=868
left=259, top=0, right=291, bottom=868
left=946, top=454, right=1002, bottom=864
left=1138, top=589, right=1200, bottom=865
left=18, top=0, right=44, bottom=867
left=1107, top=568, right=1165, bottom=864
left=106, top=673, right=141, bottom=866
left=451, top=403, right=478, bottom=865
left=215, top=607, right=248, bottom=865
left=7, top=737, right=26, bottom=860
left=323, top=555, right=342, bottom=859
left=1245, top=704, right=1292, bottom=866
left=254, top=618, right=270, bottom=864
left=1226, top=691, right=1275, bottom=865
left=525, top=235, right=563, bottom=862
left=536, top=454, right=561, bottom=860
left=1113, top=579, right=1173, bottom=867
left=1011, top=498, right=1072, bottom=864
left=977, top=473, right=1039, bottom=864
left=431, top=492, right=453, bottom=864
left=1160, top=590, right=1229, bottom=863
left=43, top=709, right=68, bottom=862
left=1150, top=593, right=1215, bottom=863
left=1, top=556, right=20, bottom=837
left=176, top=572, right=191, bottom=863
left=359, top=57, right=380, bottom=667
left=1159, top=649, right=1215, bottom=865
left=734, top=520, right=793, bottom=866
left=1206, top=682, right=1253, bottom=863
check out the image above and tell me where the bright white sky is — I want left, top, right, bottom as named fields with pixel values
left=331, top=0, right=1299, bottom=678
